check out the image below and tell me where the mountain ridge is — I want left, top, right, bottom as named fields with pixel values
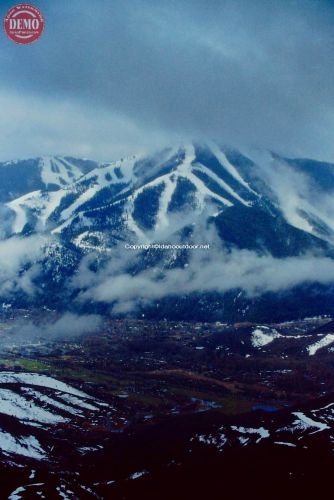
left=1, top=142, right=334, bottom=321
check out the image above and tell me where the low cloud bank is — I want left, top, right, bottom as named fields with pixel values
left=73, top=243, right=334, bottom=314
left=11, top=313, right=102, bottom=342
left=0, top=235, right=46, bottom=297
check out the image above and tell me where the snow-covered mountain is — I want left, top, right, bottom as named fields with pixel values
left=2, top=143, right=334, bottom=320
left=0, top=156, right=100, bottom=203
left=4, top=144, right=334, bottom=247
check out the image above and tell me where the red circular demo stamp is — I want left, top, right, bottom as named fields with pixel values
left=4, top=4, right=44, bottom=44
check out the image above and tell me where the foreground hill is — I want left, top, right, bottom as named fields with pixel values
left=0, top=314, right=334, bottom=498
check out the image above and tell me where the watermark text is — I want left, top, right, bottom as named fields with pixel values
left=124, top=243, right=210, bottom=250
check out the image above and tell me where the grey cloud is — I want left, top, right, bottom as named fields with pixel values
left=1, top=0, right=334, bottom=160
left=9, top=313, right=102, bottom=342
left=0, top=91, right=169, bottom=161
left=0, top=204, right=15, bottom=239
left=0, top=235, right=46, bottom=297
left=247, top=152, right=334, bottom=239
left=74, top=243, right=334, bottom=314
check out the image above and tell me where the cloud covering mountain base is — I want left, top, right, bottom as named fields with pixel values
left=1, top=143, right=334, bottom=323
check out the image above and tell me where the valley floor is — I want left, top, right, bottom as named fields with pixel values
left=0, top=313, right=334, bottom=498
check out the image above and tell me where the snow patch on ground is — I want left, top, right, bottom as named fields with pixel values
left=194, top=432, right=227, bottom=451
left=0, top=431, right=46, bottom=460
left=22, top=388, right=82, bottom=417
left=251, top=328, right=281, bottom=348
left=307, top=334, right=334, bottom=356
left=129, top=470, right=149, bottom=480
left=231, top=426, right=270, bottom=443
left=289, top=412, right=330, bottom=435
left=0, top=372, right=94, bottom=399
left=0, top=389, right=67, bottom=424
left=58, top=393, right=99, bottom=411
left=274, top=441, right=296, bottom=447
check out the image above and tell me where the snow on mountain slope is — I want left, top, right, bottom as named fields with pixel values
left=39, top=157, right=84, bottom=188
left=0, top=157, right=99, bottom=203
left=121, top=144, right=235, bottom=239
left=58, top=143, right=255, bottom=244
left=57, top=156, right=137, bottom=221
left=3, top=142, right=334, bottom=283
left=192, top=163, right=250, bottom=206
left=208, top=142, right=258, bottom=194
left=244, top=150, right=334, bottom=244
left=4, top=145, right=334, bottom=249
left=2, top=145, right=219, bottom=238
left=5, top=156, right=138, bottom=233
left=7, top=191, right=40, bottom=234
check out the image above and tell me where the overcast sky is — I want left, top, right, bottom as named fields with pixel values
left=0, top=0, right=334, bottom=162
